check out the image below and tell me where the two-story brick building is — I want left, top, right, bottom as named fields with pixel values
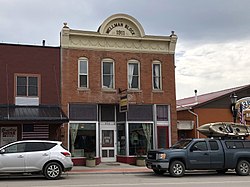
left=60, top=14, right=178, bottom=165
left=0, top=43, right=68, bottom=146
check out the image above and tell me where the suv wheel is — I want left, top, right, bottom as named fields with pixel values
left=169, top=160, right=185, bottom=177
left=44, top=162, right=62, bottom=180
left=153, top=169, right=166, bottom=175
left=236, top=160, right=250, bottom=176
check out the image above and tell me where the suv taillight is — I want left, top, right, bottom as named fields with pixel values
left=61, top=152, right=71, bottom=157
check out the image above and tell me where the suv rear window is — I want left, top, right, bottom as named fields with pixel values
left=25, top=142, right=56, bottom=152
left=45, top=143, right=57, bottom=150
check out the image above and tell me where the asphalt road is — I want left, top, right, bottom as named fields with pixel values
left=1, top=171, right=250, bottom=187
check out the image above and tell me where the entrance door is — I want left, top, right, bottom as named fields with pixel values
left=100, top=125, right=116, bottom=162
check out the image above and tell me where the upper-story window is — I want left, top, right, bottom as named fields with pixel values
left=102, top=59, right=114, bottom=89
left=128, top=60, right=140, bottom=89
left=16, top=76, right=38, bottom=96
left=15, top=74, right=40, bottom=106
left=78, top=58, right=88, bottom=88
left=152, top=62, right=162, bottom=90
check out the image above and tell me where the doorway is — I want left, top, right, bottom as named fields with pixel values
left=100, top=124, right=117, bottom=162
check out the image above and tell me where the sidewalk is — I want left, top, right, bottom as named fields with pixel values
left=68, top=162, right=151, bottom=174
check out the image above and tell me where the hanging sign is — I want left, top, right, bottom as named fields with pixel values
left=119, top=95, right=128, bottom=112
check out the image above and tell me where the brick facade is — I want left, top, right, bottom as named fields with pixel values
left=60, top=14, right=178, bottom=164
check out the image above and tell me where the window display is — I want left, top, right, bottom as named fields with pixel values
left=129, top=123, right=153, bottom=156
left=70, top=123, right=96, bottom=157
left=117, top=123, right=126, bottom=155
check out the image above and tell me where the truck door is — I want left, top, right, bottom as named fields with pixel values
left=187, top=141, right=210, bottom=169
left=208, top=140, right=224, bottom=169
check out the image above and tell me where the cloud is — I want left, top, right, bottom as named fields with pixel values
left=176, top=40, right=250, bottom=99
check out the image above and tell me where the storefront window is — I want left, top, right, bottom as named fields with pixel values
left=129, top=123, right=153, bottom=156
left=117, top=123, right=126, bottom=155
left=70, top=123, right=96, bottom=157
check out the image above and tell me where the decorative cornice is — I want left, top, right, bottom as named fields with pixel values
left=61, top=29, right=177, bottom=54
left=60, top=14, right=177, bottom=54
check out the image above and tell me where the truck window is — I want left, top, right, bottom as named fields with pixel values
left=209, top=140, right=219, bottom=150
left=191, top=141, right=208, bottom=151
left=243, top=141, right=250, bottom=148
left=226, top=141, right=244, bottom=149
left=171, top=139, right=192, bottom=149
left=234, top=142, right=243, bottom=149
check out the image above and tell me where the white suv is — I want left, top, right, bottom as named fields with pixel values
left=0, top=140, right=73, bottom=179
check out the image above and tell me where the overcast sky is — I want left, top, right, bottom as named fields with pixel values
left=1, top=0, right=250, bottom=99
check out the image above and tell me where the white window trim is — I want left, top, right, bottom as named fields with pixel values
left=78, top=57, right=88, bottom=89
left=101, top=59, right=115, bottom=89
left=127, top=60, right=140, bottom=90
left=152, top=61, right=162, bottom=90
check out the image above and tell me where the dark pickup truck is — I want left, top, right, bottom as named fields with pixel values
left=146, top=138, right=250, bottom=177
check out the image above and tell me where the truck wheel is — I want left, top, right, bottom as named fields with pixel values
left=153, top=169, right=166, bottom=175
left=169, top=160, right=185, bottom=177
left=236, top=160, right=250, bottom=176
left=43, top=162, right=62, bottom=180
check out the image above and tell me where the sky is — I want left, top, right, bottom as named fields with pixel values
left=1, top=0, right=250, bottom=99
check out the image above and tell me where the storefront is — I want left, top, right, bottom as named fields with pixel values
left=68, top=103, right=171, bottom=165
left=0, top=105, right=68, bottom=146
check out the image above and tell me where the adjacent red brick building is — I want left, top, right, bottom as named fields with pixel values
left=0, top=43, right=68, bottom=146
left=177, top=85, right=250, bottom=139
left=60, top=14, right=178, bottom=165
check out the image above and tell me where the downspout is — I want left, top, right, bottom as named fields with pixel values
left=188, top=108, right=199, bottom=138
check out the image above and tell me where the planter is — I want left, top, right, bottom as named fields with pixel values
left=86, top=159, right=96, bottom=167
left=136, top=159, right=146, bottom=166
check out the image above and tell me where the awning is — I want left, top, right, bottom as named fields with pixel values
left=0, top=105, right=69, bottom=124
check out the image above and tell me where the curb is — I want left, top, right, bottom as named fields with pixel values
left=67, top=168, right=151, bottom=175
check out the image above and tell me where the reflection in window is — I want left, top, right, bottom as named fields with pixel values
left=17, top=76, right=38, bottom=96
left=70, top=123, right=96, bottom=157
left=129, top=123, right=153, bottom=155
left=4, top=143, right=25, bottom=153
left=117, top=123, right=126, bottom=155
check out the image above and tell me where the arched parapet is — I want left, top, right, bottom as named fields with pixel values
left=98, top=13, right=145, bottom=37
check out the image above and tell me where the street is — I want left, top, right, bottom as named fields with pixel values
left=1, top=171, right=250, bottom=187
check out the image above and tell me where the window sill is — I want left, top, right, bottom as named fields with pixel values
left=77, top=88, right=90, bottom=91
left=127, top=89, right=142, bottom=93
left=152, top=90, right=164, bottom=93
left=102, top=88, right=117, bottom=93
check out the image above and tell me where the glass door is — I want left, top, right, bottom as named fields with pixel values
left=100, top=125, right=116, bottom=162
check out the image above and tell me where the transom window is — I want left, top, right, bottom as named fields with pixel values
left=78, top=58, right=88, bottom=88
left=128, top=60, right=140, bottom=89
left=156, top=105, right=169, bottom=122
left=102, top=59, right=114, bottom=89
left=16, top=76, right=38, bottom=96
left=152, top=62, right=162, bottom=90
